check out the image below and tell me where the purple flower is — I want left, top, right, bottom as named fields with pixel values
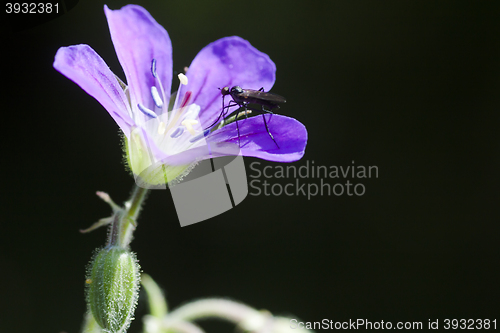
left=54, top=4, right=307, bottom=185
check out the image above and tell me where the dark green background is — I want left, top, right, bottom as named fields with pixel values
left=1, top=1, right=499, bottom=332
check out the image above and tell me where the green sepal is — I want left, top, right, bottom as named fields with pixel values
left=86, top=246, right=141, bottom=333
left=123, top=134, right=193, bottom=187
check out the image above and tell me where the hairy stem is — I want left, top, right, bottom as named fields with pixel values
left=108, top=184, right=149, bottom=248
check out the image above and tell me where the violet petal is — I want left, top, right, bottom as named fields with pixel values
left=104, top=5, right=173, bottom=111
left=179, top=36, right=276, bottom=128
left=162, top=115, right=307, bottom=165
left=209, top=115, right=308, bottom=162
left=53, top=44, right=133, bottom=136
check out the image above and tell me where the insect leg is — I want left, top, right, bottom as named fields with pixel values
left=243, top=102, right=250, bottom=119
left=204, top=101, right=239, bottom=130
left=261, top=112, right=279, bottom=149
left=234, top=104, right=246, bottom=148
left=261, top=105, right=274, bottom=124
left=245, top=105, right=279, bottom=149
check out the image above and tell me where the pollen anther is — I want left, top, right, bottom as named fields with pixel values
left=181, top=119, right=199, bottom=135
left=178, top=73, right=188, bottom=85
left=158, top=121, right=166, bottom=135
left=170, top=127, right=184, bottom=138
left=189, top=129, right=210, bottom=143
left=137, top=103, right=157, bottom=118
left=151, top=86, right=163, bottom=108
left=151, top=59, right=158, bottom=78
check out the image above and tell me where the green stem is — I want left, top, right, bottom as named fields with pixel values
left=166, top=299, right=263, bottom=324
left=108, top=184, right=149, bottom=249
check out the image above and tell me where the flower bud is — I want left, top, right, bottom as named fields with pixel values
left=86, top=246, right=140, bottom=333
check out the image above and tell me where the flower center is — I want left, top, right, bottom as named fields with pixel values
left=134, top=59, right=209, bottom=150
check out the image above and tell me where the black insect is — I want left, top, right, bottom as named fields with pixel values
left=209, top=86, right=286, bottom=148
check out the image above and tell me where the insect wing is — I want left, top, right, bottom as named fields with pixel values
left=241, top=89, right=287, bottom=104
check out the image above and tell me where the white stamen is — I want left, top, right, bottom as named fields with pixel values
left=170, top=127, right=184, bottom=138
left=137, top=103, right=157, bottom=118
left=178, top=73, right=188, bottom=85
left=151, top=86, right=163, bottom=108
left=181, top=119, right=198, bottom=135
left=158, top=121, right=166, bottom=135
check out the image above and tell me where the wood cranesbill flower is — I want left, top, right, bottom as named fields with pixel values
left=54, top=4, right=307, bottom=186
